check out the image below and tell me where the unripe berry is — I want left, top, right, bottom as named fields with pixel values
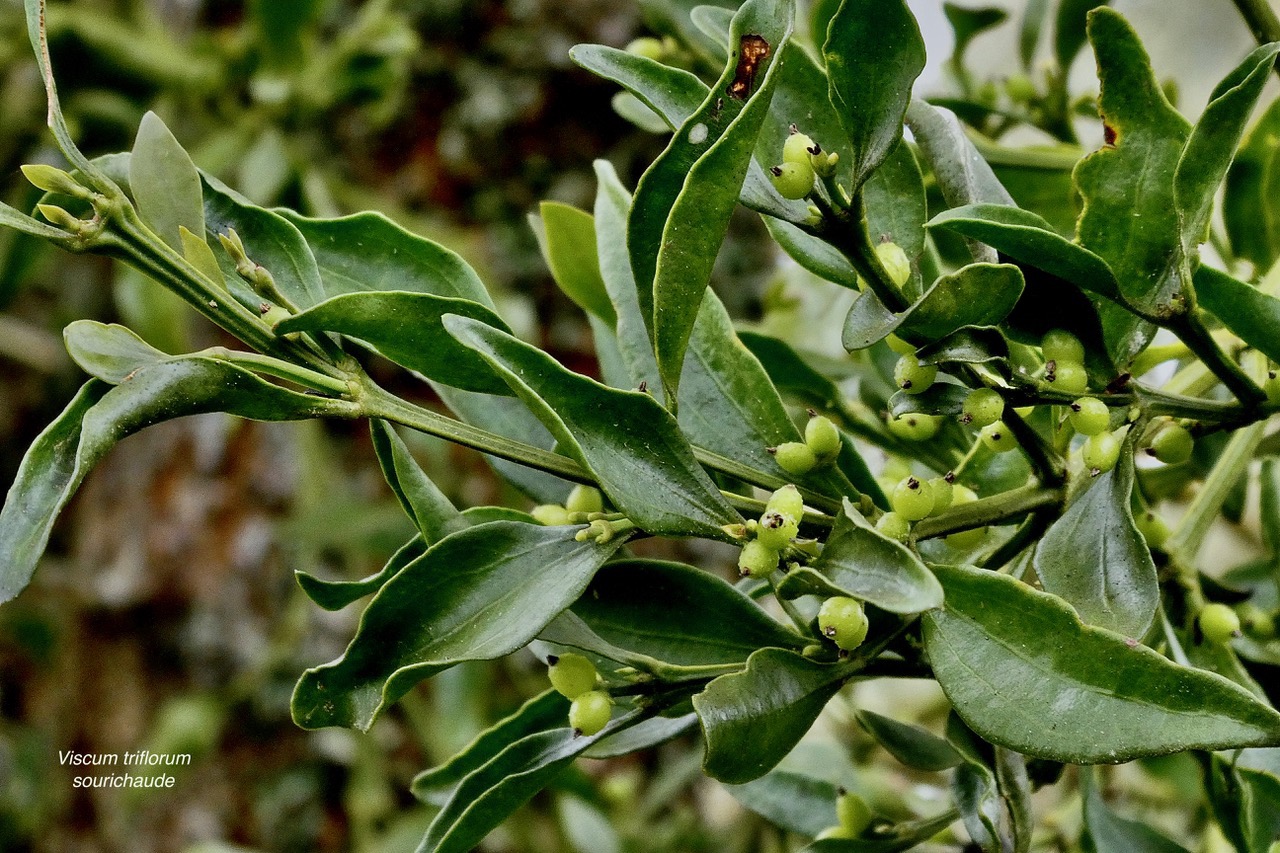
left=755, top=509, right=800, bottom=550
left=961, top=388, right=1004, bottom=427
left=766, top=484, right=805, bottom=519
left=1005, top=73, right=1037, bottom=103
left=1041, top=329, right=1085, bottom=365
left=1069, top=397, right=1110, bottom=435
left=1134, top=510, right=1170, bottom=549
left=1266, top=370, right=1280, bottom=404
left=928, top=476, right=954, bottom=514
left=1082, top=431, right=1121, bottom=475
left=568, top=690, right=613, bottom=736
left=531, top=504, right=573, bottom=526
left=548, top=653, right=599, bottom=699
left=625, top=37, right=666, bottom=60
left=738, top=538, right=780, bottom=577
left=770, top=161, right=815, bottom=200
left=946, top=485, right=987, bottom=549
left=875, top=511, right=911, bottom=541
left=979, top=421, right=1016, bottom=453
left=1146, top=422, right=1194, bottom=465
left=818, top=596, right=869, bottom=651
left=1199, top=603, right=1242, bottom=644
left=891, top=476, right=935, bottom=521
left=836, top=791, right=873, bottom=835
left=783, top=129, right=817, bottom=165
left=875, top=241, right=912, bottom=288
left=565, top=485, right=605, bottom=514
left=894, top=354, right=937, bottom=395
left=888, top=413, right=941, bottom=441
left=1239, top=604, right=1277, bottom=640
left=805, top=414, right=842, bottom=459
left=773, top=441, right=817, bottom=476
left=1045, top=360, right=1089, bottom=395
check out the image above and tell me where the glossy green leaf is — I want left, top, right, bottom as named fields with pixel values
left=63, top=320, right=169, bottom=383
left=639, top=0, right=794, bottom=400
left=923, top=564, right=1280, bottom=763
left=411, top=689, right=568, bottom=806
left=1224, top=98, right=1280, bottom=271
left=292, top=522, right=624, bottom=731
left=369, top=420, right=466, bottom=543
left=278, top=210, right=493, bottom=306
left=694, top=648, right=846, bottom=784
left=725, top=769, right=839, bottom=837
left=274, top=291, right=512, bottom=395
left=855, top=709, right=963, bottom=771
left=201, top=174, right=325, bottom=309
left=863, top=143, right=929, bottom=283
left=1055, top=0, right=1110, bottom=71
left=823, top=0, right=925, bottom=187
left=1194, top=265, right=1280, bottom=364
left=1074, top=9, right=1189, bottom=362
left=779, top=498, right=942, bottom=613
left=536, top=202, right=616, bottom=326
left=444, top=315, right=741, bottom=539
left=1033, top=444, right=1158, bottom=638
left=1175, top=43, right=1280, bottom=256
left=129, top=111, right=205, bottom=251
left=952, top=761, right=1004, bottom=852
left=944, top=3, right=1007, bottom=68
left=927, top=204, right=1122, bottom=303
left=583, top=713, right=696, bottom=759
left=916, top=327, right=1010, bottom=367
left=1080, top=768, right=1190, bottom=853
left=0, top=199, right=73, bottom=241
left=737, top=331, right=843, bottom=407
left=0, top=360, right=356, bottom=604
left=765, top=218, right=860, bottom=289
left=571, top=559, right=804, bottom=667
left=296, top=534, right=427, bottom=611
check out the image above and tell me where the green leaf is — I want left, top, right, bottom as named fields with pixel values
left=291, top=522, right=624, bottom=731
left=916, top=327, right=1010, bottom=368
left=1073, top=9, right=1189, bottom=362
left=1175, top=44, right=1280, bottom=256
left=129, top=111, right=205, bottom=251
left=277, top=210, right=493, bottom=306
left=927, top=204, right=1123, bottom=303
left=1224, top=98, right=1280, bottom=271
left=444, top=315, right=741, bottom=539
left=274, top=291, right=512, bottom=395
left=824, top=0, right=925, bottom=187
left=369, top=420, right=466, bottom=543
left=568, top=46, right=705, bottom=131
left=1055, top=0, right=1111, bottom=71
left=583, top=713, right=696, bottom=759
left=923, top=564, right=1280, bottom=763
left=694, top=648, right=846, bottom=784
left=296, top=534, right=427, bottom=611
left=0, top=199, right=73, bottom=241
left=0, top=360, right=356, bottom=604
left=1194, top=265, right=1280, bottom=364
left=571, top=559, right=804, bottom=667
left=411, top=689, right=568, bottom=806
left=1020, top=0, right=1048, bottom=66
left=1033, top=444, right=1158, bottom=638
left=737, top=331, right=843, bottom=407
left=863, top=142, right=929, bottom=283
left=201, top=174, right=325, bottom=309
left=802, top=811, right=962, bottom=852
left=638, top=0, right=794, bottom=400
left=765, top=218, right=860, bottom=289
left=778, top=498, right=942, bottom=614
left=63, top=320, right=169, bottom=383
left=724, top=769, right=839, bottom=837
left=854, top=709, right=963, bottom=771
left=535, top=202, right=616, bottom=326
left=943, top=3, right=1007, bottom=70
left=1080, top=768, right=1190, bottom=853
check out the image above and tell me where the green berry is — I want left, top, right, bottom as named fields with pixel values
left=805, top=414, right=842, bottom=459
left=1045, top=360, right=1089, bottom=395
left=894, top=354, right=937, bottom=395
left=548, top=653, right=598, bottom=699
left=891, top=476, right=935, bottom=521
left=876, top=241, right=912, bottom=288
left=565, top=485, right=604, bottom=514
left=1147, top=422, right=1194, bottom=465
left=1134, top=510, right=1170, bottom=549
left=1266, top=370, right=1280, bottom=404
left=836, top=791, right=873, bottom=835
left=1042, top=329, right=1085, bottom=365
left=887, top=413, right=941, bottom=441
left=928, top=476, right=954, bottom=514
left=946, top=484, right=988, bottom=549
left=875, top=511, right=911, bottom=541
left=961, top=388, right=1004, bottom=427
left=818, top=596, right=869, bottom=651
left=766, top=484, right=804, bottom=520
left=774, top=441, right=817, bottom=475
left=1239, top=604, right=1277, bottom=640
left=980, top=420, right=1017, bottom=453
left=1199, top=603, right=1242, bottom=644
left=783, top=129, right=817, bottom=165
left=770, top=161, right=815, bottom=200
left=1082, top=431, right=1121, bottom=475
left=531, top=504, right=573, bottom=526
left=1069, top=397, right=1110, bottom=435
left=568, top=690, right=613, bottom=736
left=738, top=539, right=780, bottom=578
left=755, top=509, right=800, bottom=550
left=885, top=334, right=915, bottom=355
left=625, top=37, right=666, bottom=61
left=1005, top=73, right=1037, bottom=103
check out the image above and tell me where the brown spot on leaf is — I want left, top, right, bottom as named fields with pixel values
left=727, top=35, right=770, bottom=100
left=1103, top=122, right=1118, bottom=146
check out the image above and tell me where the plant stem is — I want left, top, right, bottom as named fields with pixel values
left=809, top=192, right=909, bottom=313
left=1232, top=0, right=1280, bottom=61
left=912, top=484, right=1063, bottom=540
left=1165, top=421, right=1265, bottom=562
left=203, top=348, right=352, bottom=395
left=1170, top=311, right=1266, bottom=406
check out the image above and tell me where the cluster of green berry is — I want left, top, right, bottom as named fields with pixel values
left=737, top=485, right=807, bottom=578
left=771, top=412, right=843, bottom=476
left=547, top=653, right=613, bottom=737
left=876, top=470, right=984, bottom=549
left=531, top=484, right=605, bottom=525
left=1198, top=601, right=1279, bottom=645
left=768, top=126, right=839, bottom=201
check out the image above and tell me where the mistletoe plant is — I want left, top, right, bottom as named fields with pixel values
left=7, top=0, right=1280, bottom=849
